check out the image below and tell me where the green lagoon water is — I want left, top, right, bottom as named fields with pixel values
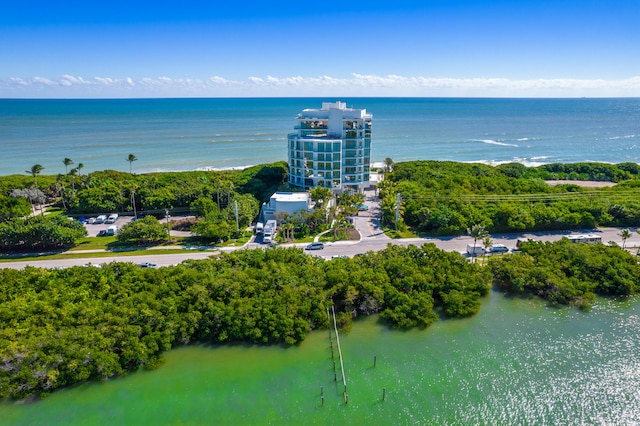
left=2, top=292, right=639, bottom=425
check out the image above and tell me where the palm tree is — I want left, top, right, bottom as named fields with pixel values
left=63, top=157, right=73, bottom=174
left=68, top=168, right=78, bottom=192
left=125, top=182, right=139, bottom=219
left=383, top=157, right=394, bottom=173
left=26, top=164, right=44, bottom=215
left=55, top=174, right=67, bottom=210
left=482, top=236, right=492, bottom=262
left=127, top=154, right=137, bottom=174
left=620, top=228, right=632, bottom=249
left=76, top=162, right=84, bottom=176
left=467, top=224, right=488, bottom=260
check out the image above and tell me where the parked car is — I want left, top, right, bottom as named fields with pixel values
left=305, top=242, right=325, bottom=250
left=488, top=244, right=509, bottom=253
left=86, top=217, right=96, bottom=224
left=106, top=213, right=119, bottom=224
left=97, top=230, right=108, bottom=237
left=94, top=215, right=107, bottom=224
left=139, top=262, right=157, bottom=268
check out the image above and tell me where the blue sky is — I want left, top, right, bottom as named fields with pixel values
left=2, top=0, right=639, bottom=98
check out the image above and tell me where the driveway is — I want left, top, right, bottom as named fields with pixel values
left=353, top=189, right=391, bottom=242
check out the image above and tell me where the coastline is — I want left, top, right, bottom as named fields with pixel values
left=2, top=97, right=640, bottom=176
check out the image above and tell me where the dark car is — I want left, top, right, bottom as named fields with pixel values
left=97, top=229, right=108, bottom=237
left=305, top=242, right=325, bottom=250
left=139, top=262, right=157, bottom=268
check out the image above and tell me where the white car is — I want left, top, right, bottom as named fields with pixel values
left=106, top=213, right=119, bottom=224
left=488, top=244, right=509, bottom=254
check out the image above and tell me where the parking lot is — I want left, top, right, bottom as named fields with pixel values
left=82, top=214, right=136, bottom=237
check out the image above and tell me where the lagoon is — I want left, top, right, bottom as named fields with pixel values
left=3, top=291, right=639, bottom=425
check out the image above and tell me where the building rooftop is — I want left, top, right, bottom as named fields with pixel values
left=271, top=192, right=310, bottom=202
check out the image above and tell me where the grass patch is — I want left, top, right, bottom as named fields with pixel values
left=319, top=228, right=360, bottom=242
left=70, top=236, right=117, bottom=250
left=70, top=236, right=188, bottom=251
left=382, top=227, right=417, bottom=239
left=0, top=248, right=205, bottom=263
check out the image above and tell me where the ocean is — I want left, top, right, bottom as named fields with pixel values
left=1, top=97, right=639, bottom=176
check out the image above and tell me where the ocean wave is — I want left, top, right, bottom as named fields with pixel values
left=472, top=139, right=519, bottom=148
left=608, top=134, right=638, bottom=140
left=468, top=157, right=550, bottom=167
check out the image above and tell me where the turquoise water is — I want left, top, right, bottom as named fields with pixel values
left=3, top=292, right=639, bottom=425
left=1, top=98, right=639, bottom=175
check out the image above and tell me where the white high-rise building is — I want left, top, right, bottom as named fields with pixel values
left=287, top=101, right=372, bottom=193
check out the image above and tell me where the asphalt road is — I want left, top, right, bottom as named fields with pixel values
left=1, top=191, right=637, bottom=269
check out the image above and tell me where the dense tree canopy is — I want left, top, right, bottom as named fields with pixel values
left=116, top=216, right=169, bottom=244
left=0, top=215, right=87, bottom=252
left=489, top=239, right=640, bottom=309
left=0, top=244, right=490, bottom=399
left=380, top=161, right=640, bottom=235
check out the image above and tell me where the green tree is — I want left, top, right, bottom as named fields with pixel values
left=116, top=216, right=168, bottom=244
left=467, top=224, right=488, bottom=260
left=0, top=195, right=31, bottom=221
left=384, top=157, right=394, bottom=173
left=63, top=157, right=73, bottom=174
left=26, top=164, right=44, bottom=216
left=68, top=167, right=78, bottom=192
left=310, top=186, right=332, bottom=205
left=127, top=154, right=137, bottom=174
left=619, top=228, right=631, bottom=249
left=191, top=197, right=218, bottom=218
left=482, top=235, right=492, bottom=260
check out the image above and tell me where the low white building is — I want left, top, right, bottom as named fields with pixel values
left=260, top=192, right=311, bottom=223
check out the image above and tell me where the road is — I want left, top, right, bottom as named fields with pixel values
left=1, top=191, right=637, bottom=269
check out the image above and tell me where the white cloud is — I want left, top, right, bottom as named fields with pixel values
left=1, top=74, right=639, bottom=98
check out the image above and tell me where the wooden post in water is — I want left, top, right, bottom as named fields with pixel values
left=374, top=355, right=377, bottom=368
left=331, top=305, right=348, bottom=404
left=321, top=395, right=325, bottom=407
left=382, top=387, right=386, bottom=401
left=321, top=386, right=324, bottom=396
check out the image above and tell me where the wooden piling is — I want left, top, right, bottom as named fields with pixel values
left=382, top=387, right=386, bottom=401
left=374, top=355, right=377, bottom=368
left=331, top=305, right=347, bottom=399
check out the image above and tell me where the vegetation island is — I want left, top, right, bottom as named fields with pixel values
left=1, top=158, right=640, bottom=399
